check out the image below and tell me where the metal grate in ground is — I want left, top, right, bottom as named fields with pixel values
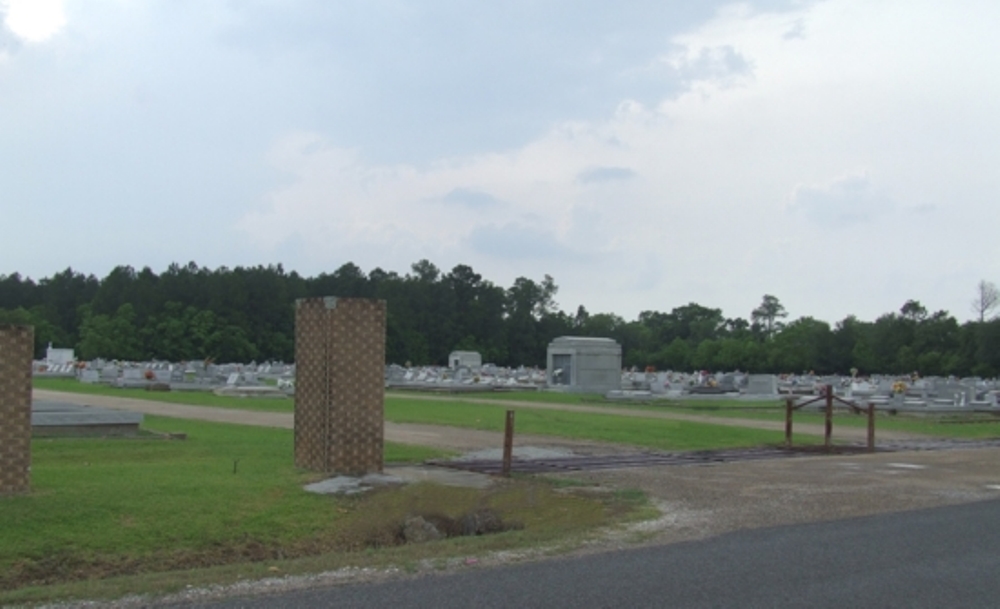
left=427, top=439, right=1000, bottom=475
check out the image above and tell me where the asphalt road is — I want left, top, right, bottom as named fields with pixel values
left=183, top=498, right=1000, bottom=609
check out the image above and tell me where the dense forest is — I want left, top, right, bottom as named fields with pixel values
left=2, top=261, right=1000, bottom=377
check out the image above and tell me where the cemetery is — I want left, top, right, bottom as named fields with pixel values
left=5, top=313, right=1000, bottom=604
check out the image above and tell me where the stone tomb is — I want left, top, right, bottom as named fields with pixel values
left=1, top=324, right=33, bottom=495
left=294, top=297, right=387, bottom=475
left=745, top=374, right=778, bottom=396
left=448, top=350, right=482, bottom=369
left=546, top=336, right=622, bottom=394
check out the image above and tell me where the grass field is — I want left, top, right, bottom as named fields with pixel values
left=35, top=378, right=798, bottom=450
left=34, top=377, right=293, bottom=413
left=1, top=417, right=645, bottom=603
left=34, top=377, right=1000, bottom=440
left=383, top=397, right=798, bottom=450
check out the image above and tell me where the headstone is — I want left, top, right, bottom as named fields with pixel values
left=745, top=374, right=778, bottom=395
left=123, top=368, right=144, bottom=381
left=1, top=324, right=33, bottom=496
left=718, top=374, right=737, bottom=392
left=80, top=370, right=100, bottom=384
left=294, top=297, right=386, bottom=475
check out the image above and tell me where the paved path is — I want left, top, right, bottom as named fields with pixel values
left=191, top=499, right=1000, bottom=608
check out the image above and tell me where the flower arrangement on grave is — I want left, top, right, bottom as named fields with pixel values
left=892, top=380, right=908, bottom=395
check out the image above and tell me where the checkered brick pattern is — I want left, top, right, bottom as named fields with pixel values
left=0, top=324, right=33, bottom=496
left=294, top=298, right=386, bottom=475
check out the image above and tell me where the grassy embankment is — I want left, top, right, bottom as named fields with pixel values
left=1, top=416, right=650, bottom=604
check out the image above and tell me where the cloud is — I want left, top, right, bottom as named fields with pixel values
left=440, top=188, right=503, bottom=208
left=1, top=0, right=66, bottom=43
left=788, top=173, right=894, bottom=227
left=576, top=166, right=636, bottom=183
left=235, top=0, right=1000, bottom=325
left=6, top=0, right=992, bottom=327
left=782, top=18, right=806, bottom=40
left=467, top=223, right=573, bottom=260
left=669, top=44, right=754, bottom=88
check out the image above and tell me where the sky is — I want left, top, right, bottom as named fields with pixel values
left=2, top=0, right=999, bottom=325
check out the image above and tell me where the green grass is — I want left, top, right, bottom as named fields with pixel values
left=384, top=397, right=794, bottom=450
left=3, top=417, right=446, bottom=565
left=34, top=377, right=293, bottom=413
left=1, top=417, right=642, bottom=602
left=38, top=376, right=997, bottom=441
left=393, top=390, right=600, bottom=404
left=35, top=378, right=791, bottom=449
left=784, top=410, right=1000, bottom=438
left=647, top=401, right=1000, bottom=439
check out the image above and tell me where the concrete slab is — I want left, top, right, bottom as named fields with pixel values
left=303, top=464, right=497, bottom=495
left=304, top=473, right=405, bottom=495
left=31, top=399, right=143, bottom=434
left=386, top=465, right=495, bottom=489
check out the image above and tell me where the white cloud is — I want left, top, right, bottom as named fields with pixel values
left=788, top=173, right=894, bottom=227
left=237, top=0, right=1000, bottom=322
left=1, top=0, right=66, bottom=43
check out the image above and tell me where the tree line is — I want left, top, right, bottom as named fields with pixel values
left=2, top=262, right=999, bottom=377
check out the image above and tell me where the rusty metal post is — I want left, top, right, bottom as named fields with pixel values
left=824, top=384, right=833, bottom=450
left=785, top=397, right=794, bottom=448
left=502, top=409, right=515, bottom=477
left=867, top=402, right=876, bottom=453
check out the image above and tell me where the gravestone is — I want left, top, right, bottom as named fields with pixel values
left=1, top=324, right=33, bottom=496
left=294, top=297, right=386, bottom=475
left=122, top=368, right=144, bottom=381
left=745, top=374, right=778, bottom=395
left=718, top=374, right=737, bottom=392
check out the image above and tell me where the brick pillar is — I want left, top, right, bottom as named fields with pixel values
left=294, top=297, right=386, bottom=475
left=0, top=324, right=33, bottom=496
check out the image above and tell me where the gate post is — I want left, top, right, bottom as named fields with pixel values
left=867, top=402, right=876, bottom=453
left=824, top=384, right=833, bottom=450
left=784, top=397, right=794, bottom=448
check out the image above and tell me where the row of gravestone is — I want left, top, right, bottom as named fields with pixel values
left=31, top=354, right=1000, bottom=407
left=34, top=360, right=297, bottom=391
left=385, top=364, right=548, bottom=389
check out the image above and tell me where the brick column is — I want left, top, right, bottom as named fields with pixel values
left=294, top=297, right=386, bottom=475
left=0, top=324, right=33, bottom=496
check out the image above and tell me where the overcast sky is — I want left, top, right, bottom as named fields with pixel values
left=2, top=0, right=998, bottom=325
